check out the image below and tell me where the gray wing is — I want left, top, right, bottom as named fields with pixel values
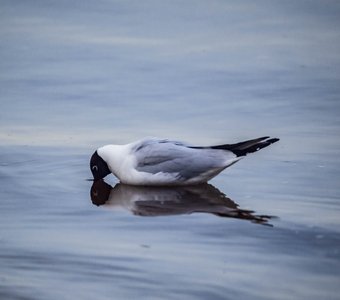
left=134, top=139, right=235, bottom=179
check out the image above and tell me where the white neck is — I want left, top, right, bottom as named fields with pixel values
left=97, top=144, right=128, bottom=177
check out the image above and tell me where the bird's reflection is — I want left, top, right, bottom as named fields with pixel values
left=90, top=180, right=274, bottom=226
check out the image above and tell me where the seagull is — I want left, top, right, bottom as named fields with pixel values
left=90, top=136, right=279, bottom=186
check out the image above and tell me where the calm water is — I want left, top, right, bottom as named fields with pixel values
left=1, top=1, right=340, bottom=299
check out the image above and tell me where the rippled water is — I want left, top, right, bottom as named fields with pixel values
left=1, top=1, right=340, bottom=299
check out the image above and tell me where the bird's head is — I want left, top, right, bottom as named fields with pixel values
left=90, top=150, right=111, bottom=181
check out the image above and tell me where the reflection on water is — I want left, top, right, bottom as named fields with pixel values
left=91, top=180, right=274, bottom=225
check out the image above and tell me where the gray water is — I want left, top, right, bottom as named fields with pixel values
left=1, top=1, right=340, bottom=299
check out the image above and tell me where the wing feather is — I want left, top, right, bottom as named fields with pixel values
left=134, top=139, right=234, bottom=179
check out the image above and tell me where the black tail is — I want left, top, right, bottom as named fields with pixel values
left=210, top=136, right=279, bottom=157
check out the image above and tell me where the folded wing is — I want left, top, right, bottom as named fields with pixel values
left=134, top=139, right=236, bottom=180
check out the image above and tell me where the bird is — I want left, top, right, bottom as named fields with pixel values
left=90, top=136, right=279, bottom=186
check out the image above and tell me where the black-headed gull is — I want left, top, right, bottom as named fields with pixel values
left=90, top=136, right=279, bottom=186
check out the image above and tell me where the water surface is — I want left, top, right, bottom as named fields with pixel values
left=1, top=1, right=340, bottom=299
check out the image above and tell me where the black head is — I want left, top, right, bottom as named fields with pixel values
left=90, top=150, right=111, bottom=181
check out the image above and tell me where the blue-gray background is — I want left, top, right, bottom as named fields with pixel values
left=1, top=1, right=340, bottom=299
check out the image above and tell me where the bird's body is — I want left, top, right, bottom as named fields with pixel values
left=90, top=136, right=279, bottom=186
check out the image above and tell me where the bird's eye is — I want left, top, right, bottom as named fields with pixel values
left=92, top=165, right=98, bottom=172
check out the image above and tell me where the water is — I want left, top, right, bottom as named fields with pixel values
left=1, top=1, right=340, bottom=299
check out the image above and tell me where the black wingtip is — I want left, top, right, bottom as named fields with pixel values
left=195, top=136, right=280, bottom=156
left=228, top=136, right=279, bottom=157
left=267, top=137, right=280, bottom=144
